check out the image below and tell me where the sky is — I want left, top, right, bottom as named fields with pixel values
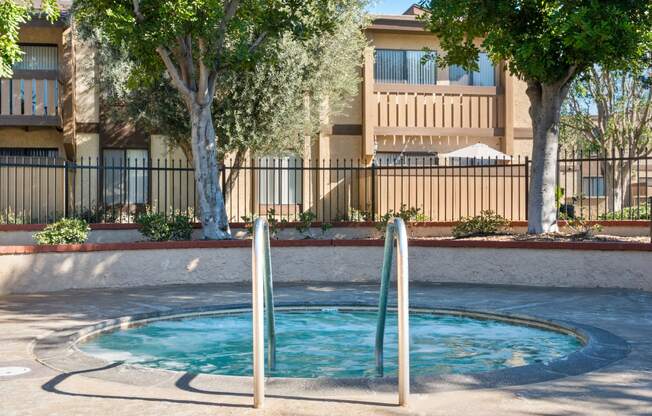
left=366, top=0, right=417, bottom=15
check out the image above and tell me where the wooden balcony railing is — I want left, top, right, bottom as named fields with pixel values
left=0, top=72, right=62, bottom=127
left=371, top=83, right=505, bottom=138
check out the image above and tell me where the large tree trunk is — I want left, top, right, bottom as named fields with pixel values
left=604, top=159, right=632, bottom=213
left=190, top=104, right=231, bottom=239
left=526, top=81, right=570, bottom=234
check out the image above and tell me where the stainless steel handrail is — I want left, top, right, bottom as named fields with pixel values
left=374, top=217, right=410, bottom=406
left=252, top=217, right=277, bottom=408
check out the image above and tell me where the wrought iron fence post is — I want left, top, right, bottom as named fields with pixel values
left=524, top=156, right=529, bottom=221
left=63, top=160, right=70, bottom=218
left=371, top=160, right=377, bottom=221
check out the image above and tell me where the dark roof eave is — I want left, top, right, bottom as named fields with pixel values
left=367, top=16, right=427, bottom=33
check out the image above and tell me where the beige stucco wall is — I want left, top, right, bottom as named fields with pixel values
left=74, top=36, right=100, bottom=123
left=1, top=245, right=650, bottom=295
left=0, top=128, right=65, bottom=155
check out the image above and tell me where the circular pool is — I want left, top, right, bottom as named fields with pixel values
left=78, top=307, right=582, bottom=379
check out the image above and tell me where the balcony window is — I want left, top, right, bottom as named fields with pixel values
left=12, top=45, right=58, bottom=71
left=374, top=49, right=437, bottom=85
left=103, top=149, right=149, bottom=206
left=258, top=157, right=303, bottom=205
left=450, top=53, right=495, bottom=86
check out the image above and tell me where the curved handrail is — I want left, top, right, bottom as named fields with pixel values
left=374, top=217, right=410, bottom=406
left=252, top=217, right=277, bottom=408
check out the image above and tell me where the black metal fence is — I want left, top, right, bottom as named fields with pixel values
left=1, top=152, right=650, bottom=225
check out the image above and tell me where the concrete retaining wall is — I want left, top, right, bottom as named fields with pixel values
left=1, top=244, right=650, bottom=294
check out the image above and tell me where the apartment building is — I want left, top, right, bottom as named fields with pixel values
left=2, top=4, right=647, bottom=224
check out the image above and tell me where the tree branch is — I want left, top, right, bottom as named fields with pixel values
left=207, top=0, right=240, bottom=96
left=132, top=0, right=144, bottom=22
left=156, top=46, right=193, bottom=99
left=248, top=32, right=268, bottom=54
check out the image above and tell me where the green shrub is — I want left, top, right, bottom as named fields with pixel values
left=33, top=218, right=90, bottom=245
left=599, top=203, right=650, bottom=220
left=452, top=211, right=510, bottom=238
left=136, top=212, right=193, bottom=241
left=376, top=205, right=428, bottom=232
left=169, top=214, right=193, bottom=241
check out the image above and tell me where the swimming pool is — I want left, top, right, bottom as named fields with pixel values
left=79, top=307, right=582, bottom=379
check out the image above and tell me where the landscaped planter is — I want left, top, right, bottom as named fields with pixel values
left=0, top=220, right=649, bottom=245
left=0, top=238, right=650, bottom=295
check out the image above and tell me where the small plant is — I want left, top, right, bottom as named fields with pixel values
left=136, top=211, right=193, bottom=241
left=320, top=222, right=333, bottom=236
left=266, top=209, right=287, bottom=239
left=452, top=210, right=510, bottom=238
left=375, top=205, right=428, bottom=232
left=33, top=218, right=90, bottom=245
left=296, top=210, right=318, bottom=238
left=564, top=217, right=602, bottom=240
left=242, top=209, right=286, bottom=238
left=241, top=213, right=256, bottom=235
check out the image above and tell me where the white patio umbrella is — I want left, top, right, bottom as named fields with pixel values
left=444, top=143, right=512, bottom=161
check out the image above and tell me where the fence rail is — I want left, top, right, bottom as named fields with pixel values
left=1, top=152, right=650, bottom=225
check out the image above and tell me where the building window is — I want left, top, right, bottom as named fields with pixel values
left=103, top=149, right=149, bottom=206
left=258, top=157, right=303, bottom=205
left=0, top=148, right=59, bottom=158
left=450, top=52, right=495, bottom=86
left=374, top=152, right=439, bottom=166
left=582, top=177, right=606, bottom=197
left=374, top=49, right=437, bottom=85
left=12, top=45, right=58, bottom=71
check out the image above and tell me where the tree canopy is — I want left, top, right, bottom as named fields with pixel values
left=81, top=2, right=367, bottom=162
left=419, top=0, right=652, bottom=233
left=72, top=0, right=366, bottom=239
left=0, top=0, right=59, bottom=77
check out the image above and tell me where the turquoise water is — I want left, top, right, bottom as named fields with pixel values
left=80, top=310, right=581, bottom=378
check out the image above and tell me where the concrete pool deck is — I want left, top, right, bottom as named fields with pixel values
left=1, top=282, right=651, bottom=415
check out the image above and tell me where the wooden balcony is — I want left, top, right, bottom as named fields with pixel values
left=371, top=83, right=505, bottom=137
left=0, top=71, right=62, bottom=127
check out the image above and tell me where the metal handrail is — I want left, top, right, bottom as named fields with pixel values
left=374, top=217, right=410, bottom=406
left=252, top=217, right=277, bottom=409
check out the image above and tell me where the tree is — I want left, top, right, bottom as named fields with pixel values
left=73, top=0, right=360, bottom=240
left=0, top=0, right=59, bottom=77
left=419, top=0, right=652, bottom=233
left=562, top=64, right=652, bottom=213
left=79, top=3, right=367, bottom=196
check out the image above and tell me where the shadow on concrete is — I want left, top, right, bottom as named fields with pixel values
left=175, top=372, right=399, bottom=408
left=41, top=362, right=251, bottom=409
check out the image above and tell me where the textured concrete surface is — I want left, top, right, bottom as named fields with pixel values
left=2, top=245, right=652, bottom=294
left=0, top=282, right=651, bottom=415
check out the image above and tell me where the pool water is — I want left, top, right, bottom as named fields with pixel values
left=80, top=309, right=582, bottom=378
